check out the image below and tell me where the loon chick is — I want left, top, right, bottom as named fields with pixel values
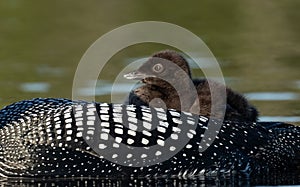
left=124, top=50, right=258, bottom=121
left=0, top=98, right=299, bottom=179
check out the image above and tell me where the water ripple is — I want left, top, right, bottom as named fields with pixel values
left=259, top=116, right=300, bottom=123
left=245, top=92, right=299, bottom=101
left=20, top=82, right=50, bottom=93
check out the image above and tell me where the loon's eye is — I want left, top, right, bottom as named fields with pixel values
left=152, top=63, right=164, bottom=73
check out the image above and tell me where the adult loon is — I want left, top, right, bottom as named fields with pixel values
left=124, top=50, right=258, bottom=122
left=0, top=98, right=298, bottom=178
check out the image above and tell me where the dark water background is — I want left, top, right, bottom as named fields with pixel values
left=0, top=1, right=299, bottom=186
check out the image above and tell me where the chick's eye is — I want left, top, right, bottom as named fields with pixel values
left=152, top=63, right=164, bottom=73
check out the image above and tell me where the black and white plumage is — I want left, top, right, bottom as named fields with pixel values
left=0, top=98, right=299, bottom=178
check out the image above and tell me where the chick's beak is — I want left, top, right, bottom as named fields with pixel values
left=123, top=71, right=147, bottom=80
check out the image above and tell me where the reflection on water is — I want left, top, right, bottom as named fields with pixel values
left=296, top=81, right=300, bottom=89
left=259, top=116, right=300, bottom=122
left=20, top=82, right=50, bottom=93
left=36, top=65, right=65, bottom=77
left=1, top=173, right=299, bottom=186
left=245, top=92, right=299, bottom=101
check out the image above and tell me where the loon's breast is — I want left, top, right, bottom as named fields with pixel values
left=0, top=98, right=298, bottom=178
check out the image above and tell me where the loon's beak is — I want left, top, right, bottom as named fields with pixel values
left=124, top=71, right=148, bottom=80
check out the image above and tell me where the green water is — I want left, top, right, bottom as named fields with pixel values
left=1, top=1, right=299, bottom=124
left=0, top=1, right=299, bottom=123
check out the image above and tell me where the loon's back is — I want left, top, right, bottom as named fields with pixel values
left=0, top=98, right=298, bottom=178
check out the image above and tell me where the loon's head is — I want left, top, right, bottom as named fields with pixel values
left=124, top=50, right=192, bottom=87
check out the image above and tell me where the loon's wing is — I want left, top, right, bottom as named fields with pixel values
left=0, top=98, right=298, bottom=178
left=0, top=98, right=73, bottom=127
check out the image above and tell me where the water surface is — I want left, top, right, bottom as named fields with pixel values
left=0, top=0, right=299, bottom=185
